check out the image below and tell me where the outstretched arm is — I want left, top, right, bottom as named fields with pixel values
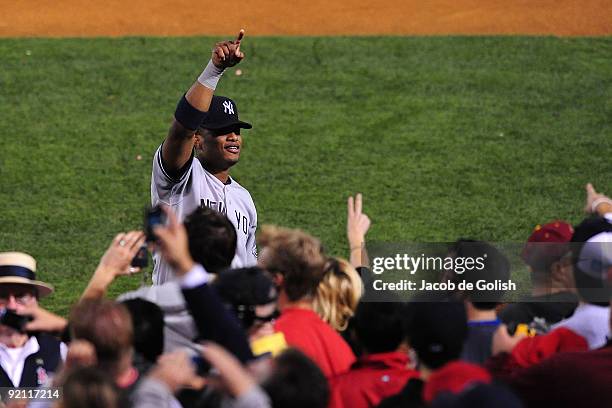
left=162, top=30, right=245, bottom=175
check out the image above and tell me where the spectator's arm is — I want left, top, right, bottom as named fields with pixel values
left=154, top=206, right=254, bottom=362
left=18, top=303, right=68, bottom=335
left=162, top=30, right=245, bottom=175
left=347, top=193, right=371, bottom=268
left=180, top=266, right=254, bottom=362
left=81, top=231, right=145, bottom=300
left=585, top=183, right=612, bottom=217
left=132, top=351, right=195, bottom=408
left=131, top=378, right=177, bottom=408
left=200, top=342, right=271, bottom=408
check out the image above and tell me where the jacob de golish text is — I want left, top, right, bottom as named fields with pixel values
left=372, top=279, right=516, bottom=292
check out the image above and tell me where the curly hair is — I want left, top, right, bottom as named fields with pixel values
left=313, top=258, right=363, bottom=332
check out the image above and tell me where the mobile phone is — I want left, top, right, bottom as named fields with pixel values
left=191, top=355, right=211, bottom=376
left=0, top=309, right=33, bottom=333
left=131, top=244, right=148, bottom=268
left=145, top=205, right=166, bottom=242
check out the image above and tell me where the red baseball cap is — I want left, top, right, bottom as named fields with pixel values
left=522, top=221, right=574, bottom=270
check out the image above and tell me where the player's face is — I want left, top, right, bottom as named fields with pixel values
left=196, top=127, right=242, bottom=169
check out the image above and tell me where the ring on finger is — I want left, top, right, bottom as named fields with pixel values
left=119, top=240, right=127, bottom=247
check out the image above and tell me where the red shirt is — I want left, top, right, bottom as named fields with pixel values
left=329, top=351, right=419, bottom=408
left=274, top=307, right=355, bottom=377
left=486, top=327, right=589, bottom=377
left=423, top=361, right=491, bottom=403
left=505, top=344, right=612, bottom=408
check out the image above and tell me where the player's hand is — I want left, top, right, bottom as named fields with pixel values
left=96, top=231, right=146, bottom=277
left=347, top=193, right=371, bottom=248
left=212, top=29, right=245, bottom=69
left=584, top=183, right=612, bottom=215
left=154, top=206, right=195, bottom=276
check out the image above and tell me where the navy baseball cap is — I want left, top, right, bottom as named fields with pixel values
left=198, top=95, right=252, bottom=131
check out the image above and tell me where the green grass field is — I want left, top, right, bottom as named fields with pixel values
left=0, top=36, right=610, bottom=314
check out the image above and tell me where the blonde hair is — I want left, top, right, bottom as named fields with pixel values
left=258, top=225, right=327, bottom=301
left=314, top=258, right=363, bottom=332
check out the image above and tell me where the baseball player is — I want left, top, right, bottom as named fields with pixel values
left=151, top=30, right=257, bottom=284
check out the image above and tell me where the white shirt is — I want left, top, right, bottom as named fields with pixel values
left=0, top=337, right=67, bottom=387
left=151, top=146, right=258, bottom=284
left=552, top=303, right=610, bottom=349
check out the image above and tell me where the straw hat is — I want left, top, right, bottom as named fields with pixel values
left=0, top=252, right=54, bottom=298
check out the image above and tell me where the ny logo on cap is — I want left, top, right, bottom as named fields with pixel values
left=223, top=100, right=234, bottom=115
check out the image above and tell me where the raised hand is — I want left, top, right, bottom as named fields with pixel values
left=154, top=206, right=194, bottom=276
left=81, top=230, right=145, bottom=300
left=97, top=230, right=146, bottom=276
left=347, top=193, right=371, bottom=249
left=200, top=342, right=256, bottom=397
left=212, top=29, right=245, bottom=69
left=19, top=303, right=67, bottom=333
left=584, top=183, right=612, bottom=215
left=347, top=193, right=371, bottom=268
left=148, top=350, right=196, bottom=393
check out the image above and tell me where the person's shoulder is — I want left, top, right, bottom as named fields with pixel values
left=228, top=177, right=249, bottom=192
left=229, top=178, right=256, bottom=202
left=275, top=309, right=319, bottom=333
left=117, top=282, right=184, bottom=310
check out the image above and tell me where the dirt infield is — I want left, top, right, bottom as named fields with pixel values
left=0, top=0, right=610, bottom=37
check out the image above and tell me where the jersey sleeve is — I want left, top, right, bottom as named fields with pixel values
left=151, top=144, right=193, bottom=205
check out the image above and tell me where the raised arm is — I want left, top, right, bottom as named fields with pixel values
left=81, top=231, right=145, bottom=300
left=584, top=182, right=612, bottom=216
left=162, top=30, right=245, bottom=175
left=347, top=193, right=371, bottom=268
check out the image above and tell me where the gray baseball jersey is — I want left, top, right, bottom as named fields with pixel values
left=151, top=145, right=257, bottom=284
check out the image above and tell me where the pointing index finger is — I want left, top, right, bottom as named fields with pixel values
left=235, top=29, right=245, bottom=44
left=586, top=183, right=596, bottom=196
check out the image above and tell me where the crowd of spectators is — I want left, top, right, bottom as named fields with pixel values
left=1, top=183, right=611, bottom=408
